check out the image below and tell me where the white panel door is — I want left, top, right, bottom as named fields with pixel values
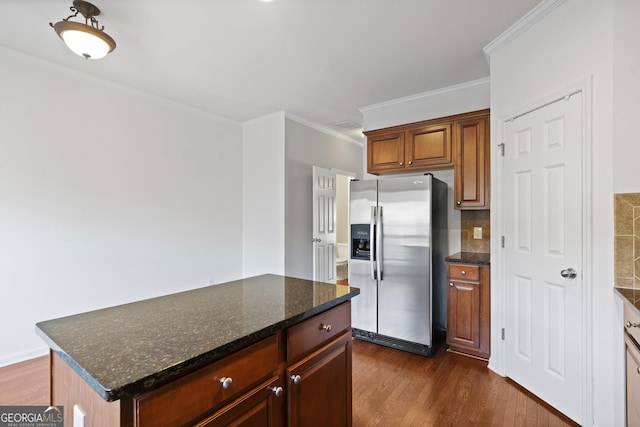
left=503, top=93, right=583, bottom=424
left=312, top=166, right=336, bottom=283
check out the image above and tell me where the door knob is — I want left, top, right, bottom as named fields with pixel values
left=310, top=238, right=322, bottom=243
left=560, top=268, right=577, bottom=279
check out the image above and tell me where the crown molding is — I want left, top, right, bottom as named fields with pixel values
left=358, top=77, right=490, bottom=113
left=284, top=112, right=364, bottom=147
left=483, top=0, right=567, bottom=61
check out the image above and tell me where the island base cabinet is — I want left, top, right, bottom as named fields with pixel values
left=48, top=302, right=353, bottom=427
left=287, top=331, right=352, bottom=427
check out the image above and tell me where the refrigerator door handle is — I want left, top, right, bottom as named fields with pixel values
left=370, top=206, right=377, bottom=280
left=377, top=206, right=383, bottom=281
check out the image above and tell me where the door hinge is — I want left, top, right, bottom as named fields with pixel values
left=501, top=236, right=505, bottom=248
left=498, top=143, right=505, bottom=157
left=501, top=328, right=505, bottom=340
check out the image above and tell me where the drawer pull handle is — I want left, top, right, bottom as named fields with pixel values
left=219, top=377, right=233, bottom=389
left=268, top=386, right=283, bottom=397
left=320, top=323, right=332, bottom=332
left=626, top=321, right=640, bottom=329
left=291, top=374, right=302, bottom=385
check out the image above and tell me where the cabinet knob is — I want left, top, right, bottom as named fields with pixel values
left=320, top=323, right=332, bottom=332
left=219, top=377, right=233, bottom=389
left=637, top=366, right=640, bottom=375
left=291, top=374, right=302, bottom=385
left=268, top=386, right=283, bottom=397
left=449, top=282, right=454, bottom=287
left=456, top=201, right=461, bottom=206
left=399, top=162, right=404, bottom=166
left=461, top=271, right=466, bottom=275
left=408, top=161, right=413, bottom=165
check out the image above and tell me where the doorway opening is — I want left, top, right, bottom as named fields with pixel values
left=312, top=166, right=355, bottom=285
left=335, top=173, right=354, bottom=285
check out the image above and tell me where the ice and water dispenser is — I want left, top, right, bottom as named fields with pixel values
left=350, top=224, right=371, bottom=260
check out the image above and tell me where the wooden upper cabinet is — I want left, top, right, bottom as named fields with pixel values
left=367, top=131, right=405, bottom=173
left=453, top=113, right=490, bottom=210
left=406, top=123, right=452, bottom=169
left=366, top=122, right=452, bottom=174
left=366, top=110, right=490, bottom=209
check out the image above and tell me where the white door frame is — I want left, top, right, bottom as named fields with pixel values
left=490, top=78, right=593, bottom=425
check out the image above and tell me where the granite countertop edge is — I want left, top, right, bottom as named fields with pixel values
left=614, top=286, right=640, bottom=316
left=445, top=251, right=491, bottom=265
left=35, top=275, right=359, bottom=402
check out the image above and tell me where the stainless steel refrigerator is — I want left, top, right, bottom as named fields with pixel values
left=349, top=173, right=448, bottom=356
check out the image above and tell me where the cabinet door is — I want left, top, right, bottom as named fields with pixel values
left=454, top=116, right=489, bottom=209
left=447, top=280, right=481, bottom=350
left=406, top=123, right=452, bottom=169
left=367, top=131, right=405, bottom=173
left=287, top=332, right=352, bottom=427
left=195, top=378, right=284, bottom=427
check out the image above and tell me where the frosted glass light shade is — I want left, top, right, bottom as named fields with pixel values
left=52, top=20, right=115, bottom=59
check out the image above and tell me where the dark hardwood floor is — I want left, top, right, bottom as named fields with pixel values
left=0, top=354, right=49, bottom=406
left=1, top=341, right=578, bottom=426
left=352, top=339, right=579, bottom=427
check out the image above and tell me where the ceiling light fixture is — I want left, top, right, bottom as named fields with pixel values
left=50, top=0, right=116, bottom=60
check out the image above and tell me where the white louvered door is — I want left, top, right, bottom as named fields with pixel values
left=312, top=166, right=336, bottom=283
left=503, top=93, right=583, bottom=424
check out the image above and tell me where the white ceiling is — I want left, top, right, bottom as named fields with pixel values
left=0, top=0, right=540, bottom=140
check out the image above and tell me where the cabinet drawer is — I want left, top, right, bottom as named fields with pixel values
left=448, top=264, right=480, bottom=281
left=287, top=302, right=351, bottom=362
left=135, top=335, right=279, bottom=427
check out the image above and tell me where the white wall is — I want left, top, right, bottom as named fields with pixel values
left=0, top=48, right=244, bottom=366
left=284, top=117, right=363, bottom=280
left=613, top=0, right=640, bottom=192
left=242, top=112, right=286, bottom=277
left=486, top=0, right=619, bottom=425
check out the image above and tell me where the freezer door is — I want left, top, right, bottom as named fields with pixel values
left=349, top=179, right=378, bottom=333
left=349, top=259, right=377, bottom=333
left=377, top=175, right=432, bottom=345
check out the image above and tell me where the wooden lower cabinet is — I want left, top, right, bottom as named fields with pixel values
left=446, top=263, right=490, bottom=359
left=194, top=377, right=284, bottom=427
left=287, top=331, right=352, bottom=427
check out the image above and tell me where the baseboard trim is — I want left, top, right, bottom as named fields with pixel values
left=0, top=347, right=49, bottom=368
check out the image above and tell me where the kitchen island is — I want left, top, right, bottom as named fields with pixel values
left=36, top=274, right=359, bottom=427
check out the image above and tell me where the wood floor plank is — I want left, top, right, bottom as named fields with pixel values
left=352, top=339, right=579, bottom=427
left=0, top=355, right=49, bottom=406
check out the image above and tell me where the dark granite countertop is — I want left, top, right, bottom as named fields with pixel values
left=445, top=252, right=491, bottom=265
left=615, top=287, right=640, bottom=316
left=35, top=274, right=359, bottom=402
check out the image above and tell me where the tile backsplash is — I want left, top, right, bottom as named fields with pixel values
left=614, top=193, right=640, bottom=288
left=461, top=210, right=490, bottom=253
